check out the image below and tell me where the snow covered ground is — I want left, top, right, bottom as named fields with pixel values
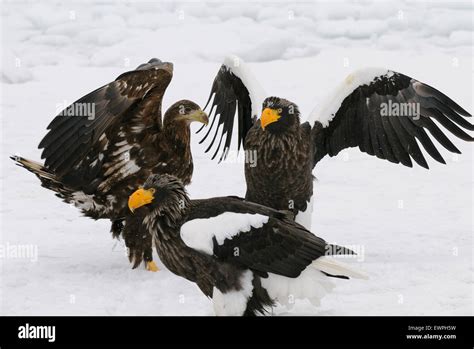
left=0, top=0, right=472, bottom=315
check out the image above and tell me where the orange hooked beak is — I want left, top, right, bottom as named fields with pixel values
left=260, top=108, right=281, bottom=130
left=128, top=188, right=155, bottom=213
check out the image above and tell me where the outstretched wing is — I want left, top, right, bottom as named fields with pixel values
left=182, top=197, right=354, bottom=278
left=39, top=59, right=174, bottom=177
left=198, top=55, right=266, bottom=161
left=309, top=68, right=473, bottom=168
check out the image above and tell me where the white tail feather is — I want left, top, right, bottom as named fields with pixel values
left=261, top=258, right=368, bottom=309
left=312, top=256, right=369, bottom=280
left=261, top=268, right=336, bottom=307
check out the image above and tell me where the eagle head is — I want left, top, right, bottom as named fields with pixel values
left=128, top=174, right=188, bottom=214
left=260, top=97, right=300, bottom=133
left=164, top=100, right=208, bottom=126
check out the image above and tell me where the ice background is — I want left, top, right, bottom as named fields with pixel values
left=0, top=0, right=472, bottom=315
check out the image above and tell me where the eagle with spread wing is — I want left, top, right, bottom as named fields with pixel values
left=11, top=58, right=208, bottom=271
left=199, top=56, right=473, bottom=228
left=127, top=174, right=367, bottom=316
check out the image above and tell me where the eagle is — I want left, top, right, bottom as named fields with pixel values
left=127, top=174, right=367, bottom=316
left=199, top=56, right=473, bottom=228
left=11, top=58, right=208, bottom=271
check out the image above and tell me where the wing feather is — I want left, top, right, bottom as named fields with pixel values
left=199, top=55, right=266, bottom=161
left=184, top=197, right=354, bottom=278
left=39, top=59, right=173, bottom=177
left=311, top=68, right=472, bottom=168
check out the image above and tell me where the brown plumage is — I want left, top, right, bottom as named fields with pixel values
left=11, top=58, right=208, bottom=270
left=244, top=97, right=313, bottom=217
left=127, top=174, right=365, bottom=316
left=200, top=58, right=473, bottom=229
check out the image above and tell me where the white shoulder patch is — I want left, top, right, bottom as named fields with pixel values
left=307, top=67, right=393, bottom=127
left=223, top=55, right=267, bottom=119
left=180, top=212, right=269, bottom=255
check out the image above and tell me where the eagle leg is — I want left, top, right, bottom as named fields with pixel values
left=110, top=219, right=124, bottom=239
left=144, top=247, right=159, bottom=272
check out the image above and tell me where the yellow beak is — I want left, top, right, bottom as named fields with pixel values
left=260, top=108, right=281, bottom=130
left=128, top=188, right=155, bottom=213
left=187, top=110, right=209, bottom=125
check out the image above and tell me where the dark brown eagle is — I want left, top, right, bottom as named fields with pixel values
left=199, top=55, right=473, bottom=228
left=11, top=58, right=208, bottom=271
left=127, top=174, right=367, bottom=316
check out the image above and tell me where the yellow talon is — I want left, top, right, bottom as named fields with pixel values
left=146, top=261, right=159, bottom=272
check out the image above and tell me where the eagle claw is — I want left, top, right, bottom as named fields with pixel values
left=146, top=261, right=159, bottom=272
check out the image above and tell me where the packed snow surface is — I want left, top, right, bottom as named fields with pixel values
left=1, top=0, right=472, bottom=315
